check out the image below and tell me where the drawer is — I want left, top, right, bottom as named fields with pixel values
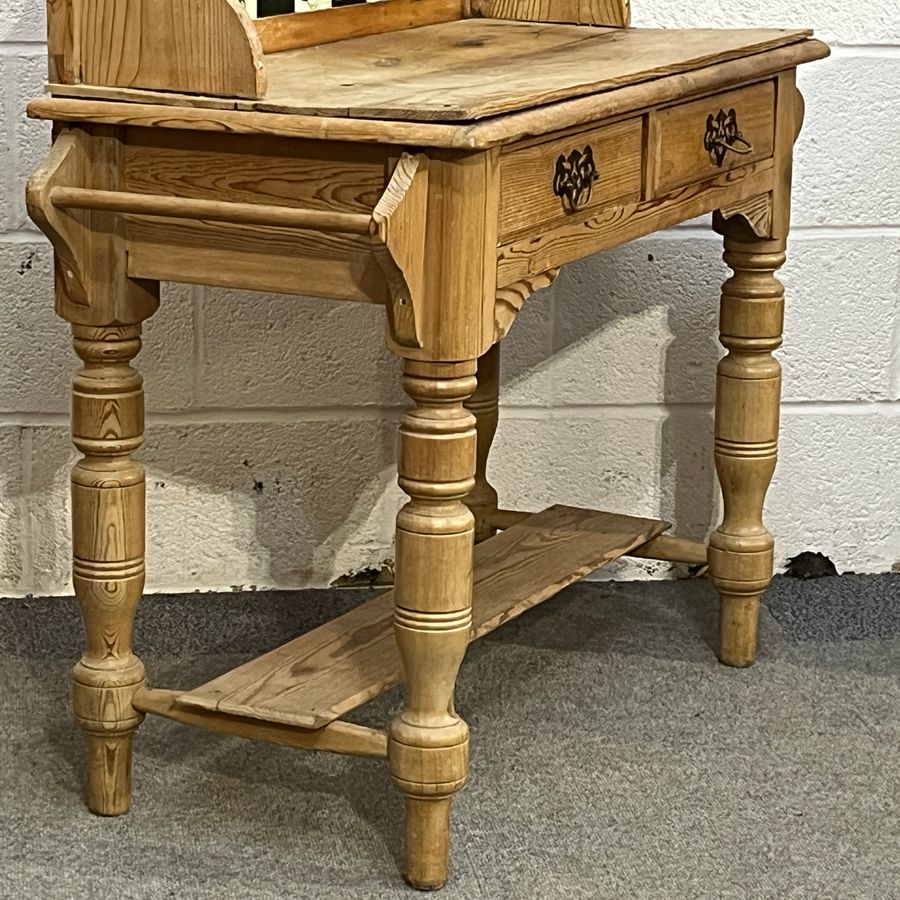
left=650, top=81, right=776, bottom=195
left=498, top=119, right=643, bottom=240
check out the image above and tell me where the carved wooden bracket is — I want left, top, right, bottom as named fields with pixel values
left=493, top=267, right=560, bottom=343
left=714, top=192, right=774, bottom=240
left=26, top=129, right=88, bottom=309
left=715, top=86, right=805, bottom=242
left=371, top=154, right=429, bottom=349
left=26, top=127, right=160, bottom=325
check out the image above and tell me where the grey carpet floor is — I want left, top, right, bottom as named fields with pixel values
left=1, top=576, right=898, bottom=900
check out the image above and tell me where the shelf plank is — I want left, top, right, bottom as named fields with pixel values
left=178, top=505, right=668, bottom=729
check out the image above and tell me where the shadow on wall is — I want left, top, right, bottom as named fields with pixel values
left=541, top=236, right=724, bottom=544
left=12, top=231, right=730, bottom=595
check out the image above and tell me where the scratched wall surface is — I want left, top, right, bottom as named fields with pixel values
left=0, top=2, right=898, bottom=596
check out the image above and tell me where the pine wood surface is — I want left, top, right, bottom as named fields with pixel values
left=497, top=159, right=775, bottom=284
left=179, top=505, right=667, bottom=729
left=70, top=324, right=153, bottom=816
left=255, top=0, right=464, bottom=52
left=708, top=230, right=785, bottom=667
left=123, top=129, right=389, bottom=215
left=468, top=0, right=630, bottom=27
left=125, top=218, right=386, bottom=302
left=27, top=2, right=829, bottom=883
left=133, top=688, right=388, bottom=758
left=259, top=22, right=812, bottom=120
left=53, top=186, right=374, bottom=233
left=488, top=510, right=708, bottom=565
left=498, top=117, right=642, bottom=240
left=51, top=0, right=266, bottom=98
left=390, top=358, right=478, bottom=889
left=493, top=268, right=560, bottom=341
left=650, top=80, right=776, bottom=194
left=36, top=40, right=829, bottom=148
left=372, top=153, right=430, bottom=348
left=464, top=343, right=502, bottom=542
left=46, top=4, right=810, bottom=122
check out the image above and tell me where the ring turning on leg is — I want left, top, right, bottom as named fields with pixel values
left=709, top=233, right=786, bottom=668
left=389, top=359, right=477, bottom=890
left=70, top=324, right=148, bottom=814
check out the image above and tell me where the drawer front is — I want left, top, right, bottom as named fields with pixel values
left=498, top=119, right=643, bottom=240
left=651, top=81, right=776, bottom=195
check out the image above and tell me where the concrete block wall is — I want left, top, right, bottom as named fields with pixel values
left=1, top=2, right=898, bottom=597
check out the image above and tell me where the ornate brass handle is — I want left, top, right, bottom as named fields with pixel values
left=704, top=108, right=753, bottom=167
left=553, top=145, right=599, bottom=213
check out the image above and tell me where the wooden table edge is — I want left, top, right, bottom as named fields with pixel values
left=32, top=38, right=829, bottom=150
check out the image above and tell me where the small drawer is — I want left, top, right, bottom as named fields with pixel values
left=498, top=118, right=643, bottom=241
left=651, top=81, right=776, bottom=195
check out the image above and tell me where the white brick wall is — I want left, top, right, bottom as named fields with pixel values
left=1, top=3, right=898, bottom=596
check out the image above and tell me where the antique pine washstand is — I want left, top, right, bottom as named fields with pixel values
left=27, top=0, right=827, bottom=889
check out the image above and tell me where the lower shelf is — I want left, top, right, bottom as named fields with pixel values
left=178, top=505, right=668, bottom=729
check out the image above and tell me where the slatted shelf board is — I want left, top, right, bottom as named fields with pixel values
left=178, top=505, right=668, bottom=729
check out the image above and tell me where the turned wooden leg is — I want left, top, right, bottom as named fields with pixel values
left=709, top=231, right=786, bottom=668
left=70, top=324, right=148, bottom=814
left=389, top=359, right=477, bottom=890
left=464, top=342, right=500, bottom=544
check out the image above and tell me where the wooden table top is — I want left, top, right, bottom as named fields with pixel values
left=47, top=19, right=814, bottom=124
left=261, top=21, right=812, bottom=121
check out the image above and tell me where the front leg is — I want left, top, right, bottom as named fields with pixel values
left=71, top=324, right=150, bottom=814
left=389, top=359, right=477, bottom=890
left=29, top=126, right=160, bottom=814
left=709, top=227, right=786, bottom=667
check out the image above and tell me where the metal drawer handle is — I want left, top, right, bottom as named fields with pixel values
left=553, top=145, right=599, bottom=213
left=704, top=108, right=753, bottom=167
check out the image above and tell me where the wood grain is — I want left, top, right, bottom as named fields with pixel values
left=385, top=149, right=499, bottom=362
left=70, top=324, right=151, bottom=816
left=488, top=509, right=707, bottom=565
left=259, top=23, right=812, bottom=121
left=497, top=160, right=776, bottom=283
left=716, top=192, right=774, bottom=240
left=25, top=6, right=829, bottom=882
left=32, top=127, right=162, bottom=326
left=494, top=268, right=559, bottom=341
left=255, top=0, right=463, bottom=52
left=25, top=130, right=87, bottom=310
left=126, top=217, right=389, bottom=303
left=179, top=505, right=667, bottom=729
left=33, top=40, right=830, bottom=148
left=464, top=343, right=501, bottom=543
left=124, top=129, right=388, bottom=215
left=46, top=0, right=73, bottom=83
left=69, top=0, right=266, bottom=98
left=498, top=117, right=642, bottom=240
left=708, top=231, right=785, bottom=668
left=468, top=0, right=630, bottom=27
left=53, top=186, right=374, bottom=233
left=134, top=688, right=388, bottom=758
left=650, top=80, right=776, bottom=194
left=390, top=359, right=477, bottom=889
left=372, top=153, right=430, bottom=348
left=708, top=70, right=801, bottom=668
